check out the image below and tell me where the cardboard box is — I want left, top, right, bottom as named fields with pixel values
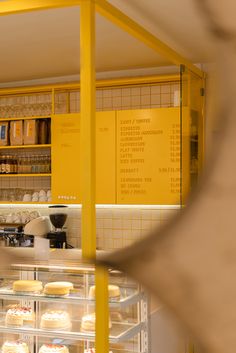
left=10, top=120, right=23, bottom=146
left=0, top=122, right=8, bottom=146
left=24, top=119, right=38, bottom=145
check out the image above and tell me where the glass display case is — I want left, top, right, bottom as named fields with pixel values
left=0, top=261, right=149, bottom=353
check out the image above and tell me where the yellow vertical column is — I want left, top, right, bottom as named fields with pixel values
left=95, top=265, right=109, bottom=353
left=80, top=0, right=96, bottom=259
left=80, top=2, right=109, bottom=353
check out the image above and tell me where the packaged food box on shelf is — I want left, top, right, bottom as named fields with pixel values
left=0, top=122, right=9, bottom=146
left=24, top=120, right=38, bottom=145
left=10, top=121, right=23, bottom=146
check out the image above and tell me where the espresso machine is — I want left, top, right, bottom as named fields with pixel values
left=46, top=205, right=68, bottom=248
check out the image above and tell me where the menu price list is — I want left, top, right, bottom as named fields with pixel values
left=117, top=108, right=181, bottom=204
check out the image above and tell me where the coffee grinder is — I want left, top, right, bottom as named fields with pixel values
left=47, top=205, right=68, bottom=248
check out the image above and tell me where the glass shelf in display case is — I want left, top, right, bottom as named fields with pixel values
left=0, top=261, right=149, bottom=353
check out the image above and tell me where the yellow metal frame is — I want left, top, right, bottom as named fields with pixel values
left=0, top=74, right=180, bottom=95
left=95, top=0, right=204, bottom=78
left=80, top=0, right=96, bottom=260
left=0, top=2, right=205, bottom=353
left=0, top=1, right=204, bottom=78
left=0, top=0, right=80, bottom=15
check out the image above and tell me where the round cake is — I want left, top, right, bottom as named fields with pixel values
left=2, top=341, right=29, bottom=353
left=38, top=344, right=69, bottom=353
left=40, top=310, right=71, bottom=330
left=81, top=313, right=112, bottom=332
left=44, top=282, right=73, bottom=296
left=5, top=306, right=34, bottom=326
left=13, top=280, right=43, bottom=293
left=89, top=285, right=120, bottom=300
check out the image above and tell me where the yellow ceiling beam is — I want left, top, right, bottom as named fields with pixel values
left=0, top=0, right=80, bottom=15
left=95, top=0, right=204, bottom=78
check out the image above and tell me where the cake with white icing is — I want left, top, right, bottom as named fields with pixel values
left=2, top=341, right=29, bottom=353
left=81, top=312, right=112, bottom=332
left=38, top=344, right=69, bottom=353
left=40, top=310, right=71, bottom=330
left=5, top=306, right=34, bottom=326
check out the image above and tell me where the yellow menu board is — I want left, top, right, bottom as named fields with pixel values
left=51, top=114, right=81, bottom=204
left=96, top=112, right=116, bottom=203
left=182, top=107, right=191, bottom=204
left=116, top=108, right=182, bottom=204
left=51, top=112, right=116, bottom=204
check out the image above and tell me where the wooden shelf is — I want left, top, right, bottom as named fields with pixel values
left=0, top=144, right=51, bottom=149
left=0, top=173, right=51, bottom=177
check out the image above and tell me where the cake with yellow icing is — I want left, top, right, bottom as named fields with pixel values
left=88, top=285, right=120, bottom=300
left=5, top=306, right=34, bottom=326
left=81, top=312, right=112, bottom=332
left=13, top=280, right=43, bottom=293
left=40, top=310, right=71, bottom=330
left=44, top=282, right=73, bottom=296
left=2, top=341, right=29, bottom=353
left=38, top=344, right=69, bottom=353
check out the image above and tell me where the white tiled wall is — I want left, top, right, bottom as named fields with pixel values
left=0, top=205, right=180, bottom=250
left=69, top=82, right=180, bottom=113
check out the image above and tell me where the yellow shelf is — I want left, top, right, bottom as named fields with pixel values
left=0, top=144, right=51, bottom=149
left=0, top=116, right=51, bottom=122
left=0, top=201, right=50, bottom=204
left=0, top=173, right=51, bottom=177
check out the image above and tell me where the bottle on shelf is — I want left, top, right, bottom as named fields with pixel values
left=0, top=152, right=51, bottom=175
left=0, top=155, right=2, bottom=174
left=13, top=155, right=18, bottom=174
left=2, top=155, right=6, bottom=174
left=17, top=156, right=22, bottom=174
left=5, top=155, right=10, bottom=174
left=9, top=155, right=14, bottom=174
left=21, top=155, right=27, bottom=174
